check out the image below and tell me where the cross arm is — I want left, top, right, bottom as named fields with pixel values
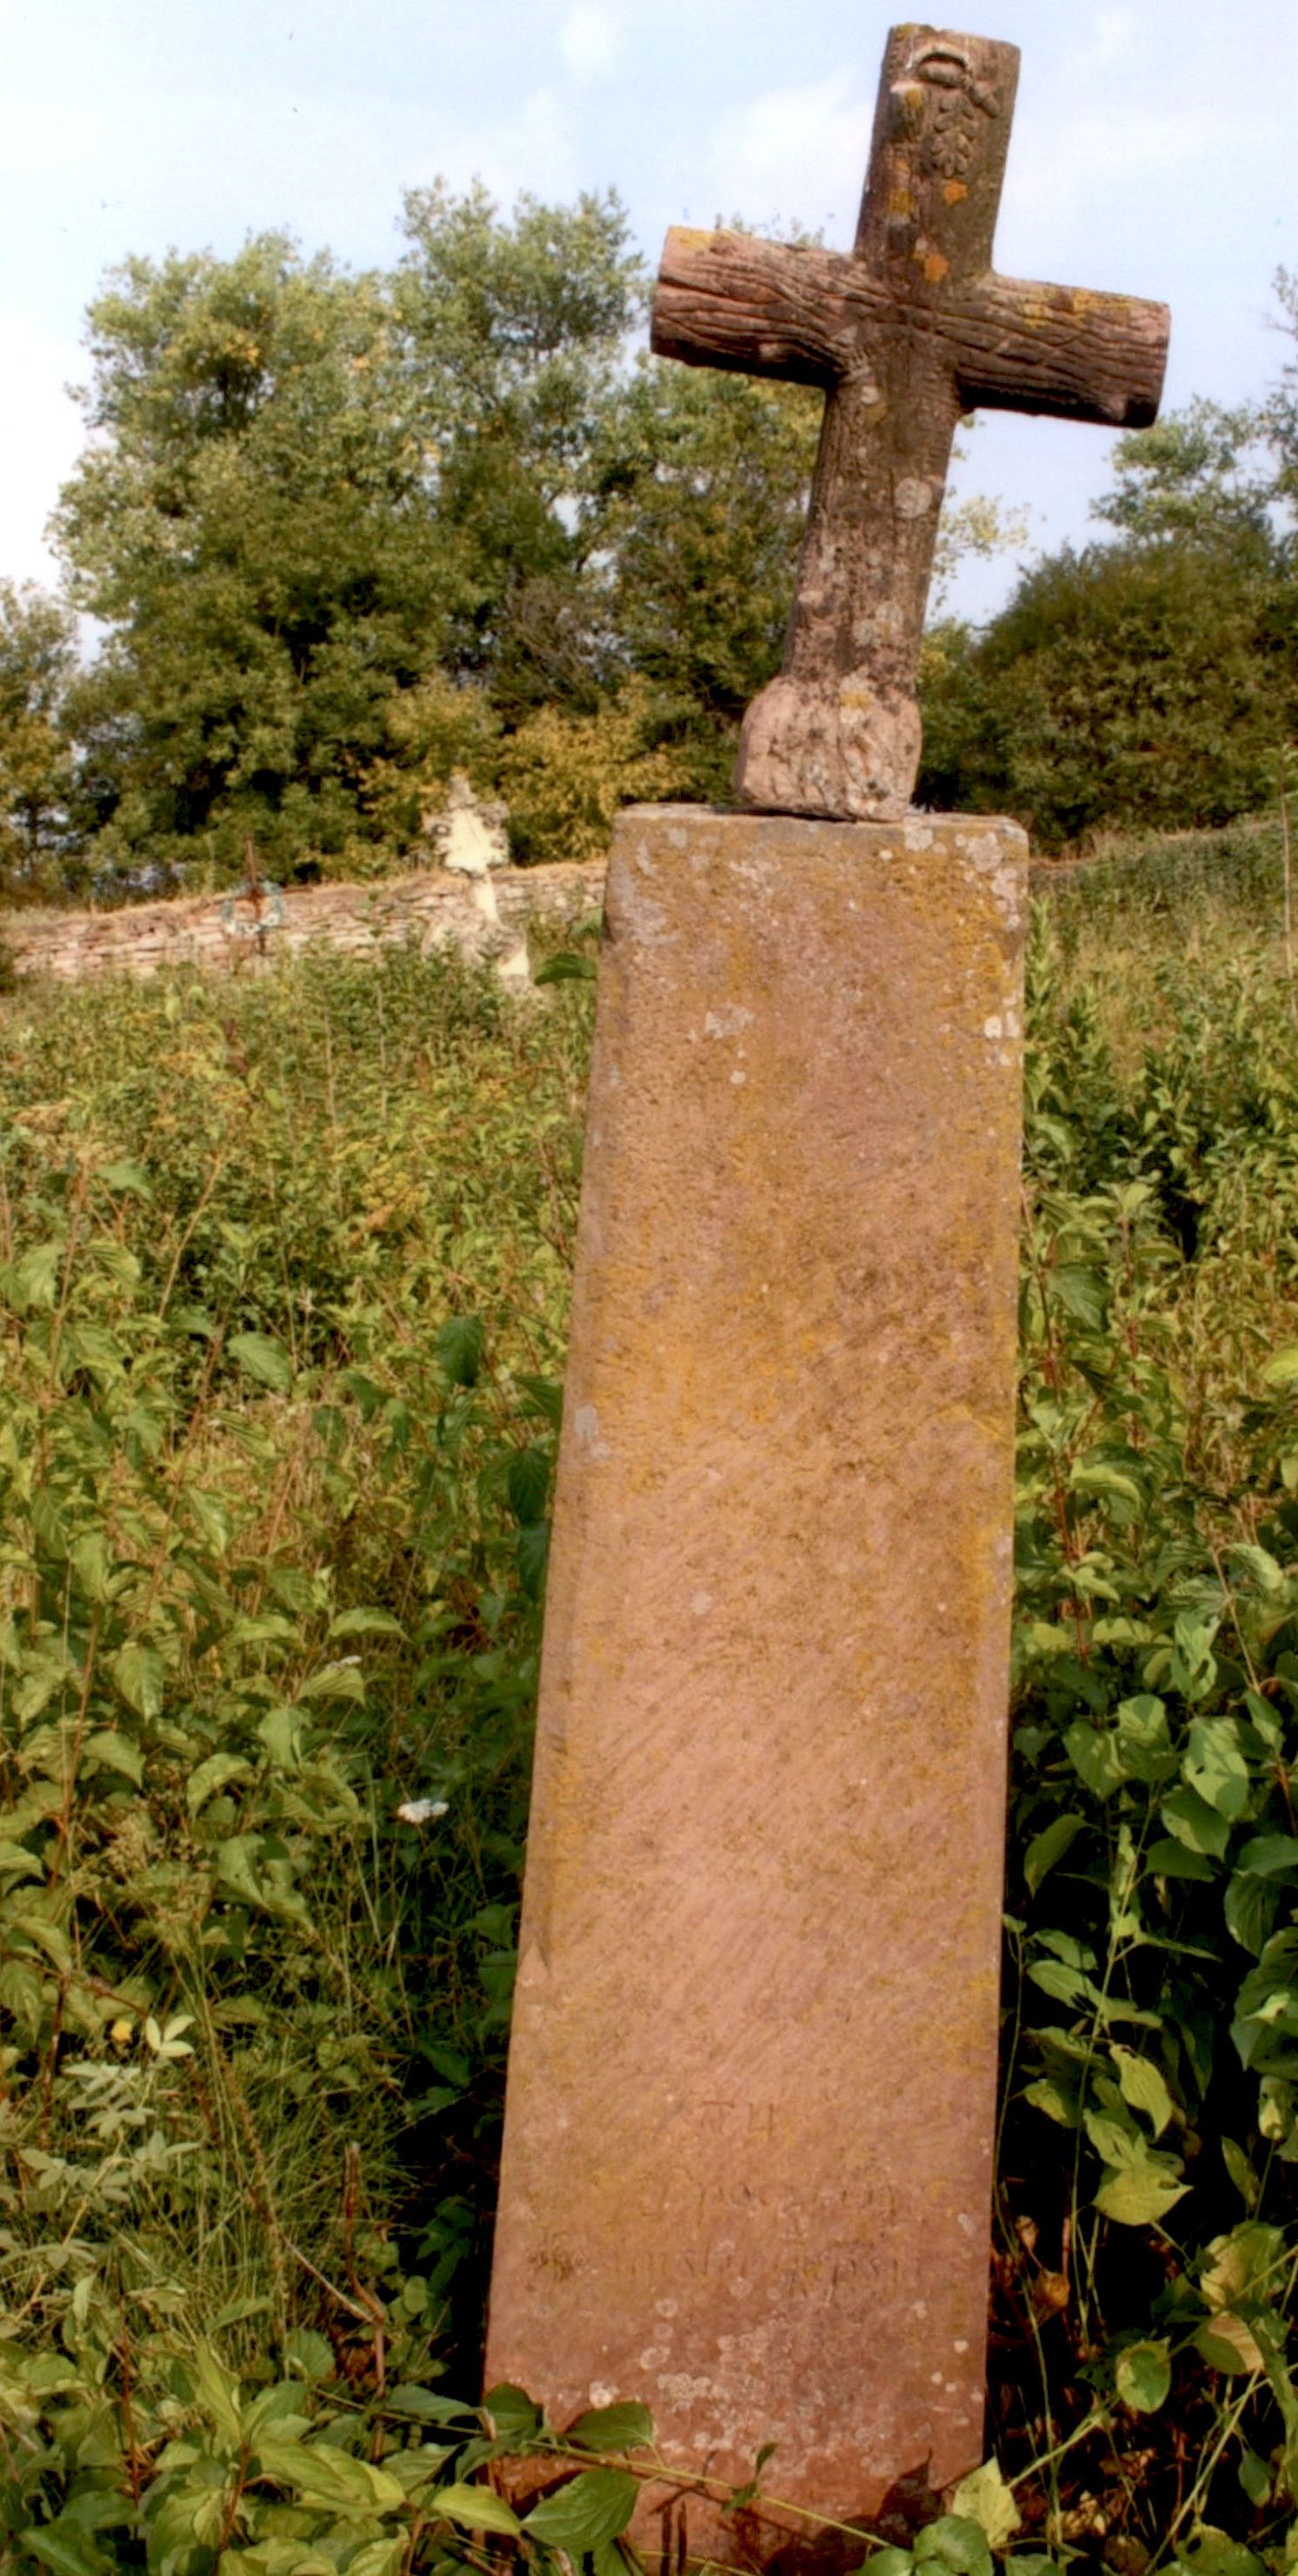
left=954, top=275, right=1168, bottom=428
left=652, top=226, right=1168, bottom=429
left=651, top=229, right=859, bottom=388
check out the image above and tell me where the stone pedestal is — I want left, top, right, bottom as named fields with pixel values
left=486, top=807, right=1027, bottom=2559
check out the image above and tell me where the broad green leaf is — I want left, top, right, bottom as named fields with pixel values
left=188, top=1752, right=254, bottom=1815
left=516, top=1518, right=550, bottom=1600
left=191, top=2340, right=243, bottom=2446
left=388, top=2385, right=482, bottom=2425
left=0, top=1839, right=42, bottom=1877
left=218, top=2546, right=335, bottom=2576
left=1094, top=2144, right=1188, bottom=2227
left=1221, top=2138, right=1260, bottom=2209
left=1237, top=1834, right=1298, bottom=1877
left=7, top=1241, right=61, bottom=1311
left=1147, top=1836, right=1215, bottom=1882
left=483, top=2381, right=541, bottom=2436
left=1111, top=2046, right=1175, bottom=2137
left=1225, top=1872, right=1277, bottom=1958
left=336, top=2542, right=405, bottom=2576
left=566, top=2400, right=655, bottom=2453
left=283, top=2328, right=334, bottom=2382
left=1194, top=2313, right=1266, bottom=2375
left=1200, top=2221, right=1287, bottom=2311
left=70, top=1530, right=111, bottom=1602
left=297, top=1662, right=367, bottom=1703
left=1023, top=1812, right=1085, bottom=1894
left=1023, top=2075, right=1080, bottom=2128
left=523, top=2467, right=640, bottom=2549
left=1115, top=2339, right=1172, bottom=2413
left=230, top=1331, right=294, bottom=1393
left=99, top=1157, right=153, bottom=1198
left=1261, top=1344, right=1298, bottom=1390
left=1115, top=1694, right=1175, bottom=1784
left=1161, top=1785, right=1230, bottom=1861
left=914, top=2514, right=995, bottom=2576
left=251, top=2439, right=406, bottom=2514
left=111, top=1641, right=165, bottom=1722
left=434, top=2480, right=523, bottom=2534
left=506, top=1445, right=550, bottom=1524
left=950, top=2459, right=1020, bottom=2549
left=329, top=1606, right=405, bottom=1639
left=1184, top=1716, right=1250, bottom=1822
left=23, top=2523, right=114, bottom=2576
left=436, top=1314, right=484, bottom=1386
left=80, top=1729, right=144, bottom=1785
left=1237, top=2447, right=1272, bottom=2506
left=1174, top=2527, right=1267, bottom=2576
left=1064, top=1720, right=1128, bottom=1800
left=1051, top=1262, right=1107, bottom=1331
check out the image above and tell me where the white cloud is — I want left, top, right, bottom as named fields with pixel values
left=1001, top=102, right=1230, bottom=249
left=1068, top=9, right=1134, bottom=72
left=560, top=5, right=618, bottom=86
left=403, top=84, right=581, bottom=211
left=699, top=65, right=870, bottom=243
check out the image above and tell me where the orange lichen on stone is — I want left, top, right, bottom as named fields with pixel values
left=486, top=804, right=1028, bottom=2567
left=942, top=177, right=969, bottom=202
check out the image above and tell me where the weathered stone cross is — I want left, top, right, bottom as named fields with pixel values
left=653, top=24, right=1168, bottom=818
left=486, top=30, right=1169, bottom=2566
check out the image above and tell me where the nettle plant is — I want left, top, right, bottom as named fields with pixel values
left=994, top=916, right=1298, bottom=2562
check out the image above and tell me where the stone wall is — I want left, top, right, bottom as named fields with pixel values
left=3, top=859, right=609, bottom=986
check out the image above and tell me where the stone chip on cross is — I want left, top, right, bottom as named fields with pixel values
left=651, top=23, right=1170, bottom=820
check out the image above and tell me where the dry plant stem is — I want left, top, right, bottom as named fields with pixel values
left=1281, top=760, right=1297, bottom=1026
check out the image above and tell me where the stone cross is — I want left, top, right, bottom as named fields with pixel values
left=486, top=30, right=1168, bottom=2568
left=653, top=24, right=1168, bottom=818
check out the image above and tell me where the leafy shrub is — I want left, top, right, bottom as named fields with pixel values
left=6, top=870, right=1298, bottom=2569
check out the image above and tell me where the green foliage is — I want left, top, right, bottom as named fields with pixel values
left=920, top=283, right=1298, bottom=849
left=53, top=231, right=450, bottom=889
left=15, top=863, right=1298, bottom=2565
left=584, top=359, right=821, bottom=796
left=21, top=181, right=1035, bottom=898
left=995, top=897, right=1298, bottom=2560
left=0, top=580, right=77, bottom=899
left=918, top=532, right=1293, bottom=850
left=0, top=944, right=594, bottom=2570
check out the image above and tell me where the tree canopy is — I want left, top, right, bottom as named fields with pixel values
left=7, top=191, right=1296, bottom=891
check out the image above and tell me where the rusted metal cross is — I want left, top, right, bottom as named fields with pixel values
left=652, top=23, right=1169, bottom=820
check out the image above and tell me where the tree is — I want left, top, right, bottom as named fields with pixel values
left=395, top=182, right=644, bottom=725
left=919, top=531, right=1290, bottom=847
left=53, top=193, right=644, bottom=887
left=919, top=326, right=1298, bottom=848
left=55, top=234, right=451, bottom=884
left=0, top=581, right=76, bottom=898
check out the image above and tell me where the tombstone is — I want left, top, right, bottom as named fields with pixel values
left=486, top=26, right=1168, bottom=2562
left=431, top=771, right=531, bottom=986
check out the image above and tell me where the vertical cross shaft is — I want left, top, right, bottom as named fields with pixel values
left=651, top=25, right=1169, bottom=819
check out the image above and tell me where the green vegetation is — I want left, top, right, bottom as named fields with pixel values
left=918, top=318, right=1298, bottom=849
left=3, top=840, right=1298, bottom=2568
left=6, top=191, right=829, bottom=900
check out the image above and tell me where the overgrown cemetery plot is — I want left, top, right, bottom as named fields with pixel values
left=4, top=852, right=1298, bottom=2570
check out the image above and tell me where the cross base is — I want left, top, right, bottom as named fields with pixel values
left=737, top=672, right=922, bottom=820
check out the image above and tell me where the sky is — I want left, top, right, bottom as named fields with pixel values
left=0, top=0, right=1295, bottom=625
